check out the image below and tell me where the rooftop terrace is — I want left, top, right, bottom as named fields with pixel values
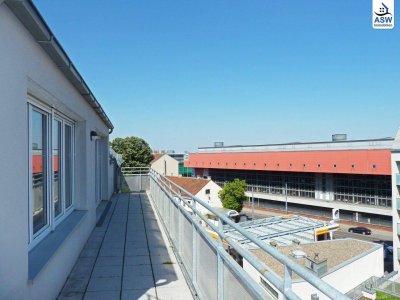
left=58, top=193, right=193, bottom=300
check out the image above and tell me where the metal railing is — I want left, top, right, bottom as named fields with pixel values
left=148, top=169, right=349, bottom=300
left=121, top=167, right=150, bottom=175
left=121, top=167, right=150, bottom=192
left=346, top=275, right=400, bottom=300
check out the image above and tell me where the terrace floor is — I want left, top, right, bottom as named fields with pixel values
left=58, top=193, right=194, bottom=300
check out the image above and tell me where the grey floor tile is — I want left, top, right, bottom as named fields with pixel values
left=124, top=264, right=153, bottom=276
left=99, top=247, right=124, bottom=257
left=121, top=288, right=157, bottom=300
left=87, top=277, right=121, bottom=292
left=122, top=275, right=154, bottom=290
left=86, top=236, right=103, bottom=244
left=92, top=265, right=122, bottom=278
left=125, top=247, right=149, bottom=256
left=95, top=256, right=123, bottom=267
left=62, top=278, right=89, bottom=293
left=79, top=248, right=99, bottom=258
left=73, top=257, right=96, bottom=267
left=83, top=291, right=120, bottom=300
left=150, top=254, right=176, bottom=265
left=149, top=247, right=170, bottom=256
left=84, top=241, right=102, bottom=249
left=57, top=292, right=84, bottom=300
left=124, top=255, right=151, bottom=266
left=125, top=241, right=147, bottom=248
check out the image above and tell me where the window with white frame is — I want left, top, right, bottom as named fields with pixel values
left=29, top=100, right=75, bottom=248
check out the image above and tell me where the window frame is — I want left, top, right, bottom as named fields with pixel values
left=28, top=98, right=75, bottom=250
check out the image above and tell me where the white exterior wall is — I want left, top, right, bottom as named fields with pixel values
left=243, top=246, right=383, bottom=300
left=291, top=247, right=383, bottom=299
left=151, top=154, right=179, bottom=176
left=0, top=4, right=112, bottom=300
left=195, top=181, right=222, bottom=214
left=392, top=129, right=400, bottom=271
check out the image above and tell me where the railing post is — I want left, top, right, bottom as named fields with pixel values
left=178, top=201, right=182, bottom=253
left=284, top=265, right=292, bottom=300
left=217, top=217, right=224, bottom=299
left=192, top=200, right=197, bottom=285
left=140, top=169, right=142, bottom=191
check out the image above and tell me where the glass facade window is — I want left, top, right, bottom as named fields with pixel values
left=209, top=169, right=316, bottom=199
left=29, top=103, right=75, bottom=246
left=333, top=174, right=391, bottom=207
left=208, top=169, right=392, bottom=208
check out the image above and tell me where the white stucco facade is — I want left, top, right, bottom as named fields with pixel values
left=195, top=180, right=223, bottom=214
left=151, top=154, right=179, bottom=176
left=0, top=2, right=114, bottom=299
left=392, top=128, right=400, bottom=272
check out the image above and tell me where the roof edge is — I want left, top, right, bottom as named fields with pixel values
left=5, top=0, right=114, bottom=131
left=198, top=137, right=394, bottom=150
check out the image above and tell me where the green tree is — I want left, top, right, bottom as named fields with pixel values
left=110, top=136, right=153, bottom=167
left=218, top=179, right=247, bottom=212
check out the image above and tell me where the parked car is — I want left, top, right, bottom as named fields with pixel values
left=348, top=226, right=372, bottom=235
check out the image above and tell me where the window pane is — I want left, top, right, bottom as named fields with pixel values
left=32, top=111, right=47, bottom=234
left=65, top=124, right=73, bottom=208
left=53, top=120, right=62, bottom=217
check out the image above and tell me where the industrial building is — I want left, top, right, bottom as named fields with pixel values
left=185, top=135, right=394, bottom=227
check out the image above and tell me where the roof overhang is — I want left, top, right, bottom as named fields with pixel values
left=4, top=0, right=114, bottom=132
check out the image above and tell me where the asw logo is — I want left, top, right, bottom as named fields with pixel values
left=373, top=0, right=395, bottom=29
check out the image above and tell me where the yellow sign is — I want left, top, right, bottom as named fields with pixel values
left=316, top=227, right=329, bottom=235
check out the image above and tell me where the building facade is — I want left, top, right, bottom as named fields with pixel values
left=168, top=153, right=193, bottom=177
left=392, top=129, right=400, bottom=271
left=166, top=176, right=222, bottom=214
left=150, top=153, right=179, bottom=176
left=185, top=137, right=394, bottom=226
left=0, top=1, right=115, bottom=299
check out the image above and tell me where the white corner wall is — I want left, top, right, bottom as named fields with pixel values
left=291, top=246, right=383, bottom=299
left=151, top=155, right=179, bottom=176
left=243, top=245, right=383, bottom=300
left=0, top=3, right=112, bottom=299
left=196, top=181, right=223, bottom=211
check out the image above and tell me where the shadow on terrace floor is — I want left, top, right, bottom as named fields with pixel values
left=58, top=193, right=193, bottom=300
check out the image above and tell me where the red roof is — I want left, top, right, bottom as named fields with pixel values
left=150, top=153, right=164, bottom=164
left=166, top=176, right=210, bottom=196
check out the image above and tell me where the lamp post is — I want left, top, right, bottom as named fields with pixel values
left=285, top=182, right=288, bottom=215
left=252, top=185, right=255, bottom=220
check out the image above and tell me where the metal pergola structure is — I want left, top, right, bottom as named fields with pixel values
left=223, top=215, right=328, bottom=248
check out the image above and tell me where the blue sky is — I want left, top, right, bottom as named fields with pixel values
left=33, top=0, right=399, bottom=152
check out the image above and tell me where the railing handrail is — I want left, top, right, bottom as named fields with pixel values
left=121, top=166, right=150, bottom=175
left=150, top=169, right=349, bottom=300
